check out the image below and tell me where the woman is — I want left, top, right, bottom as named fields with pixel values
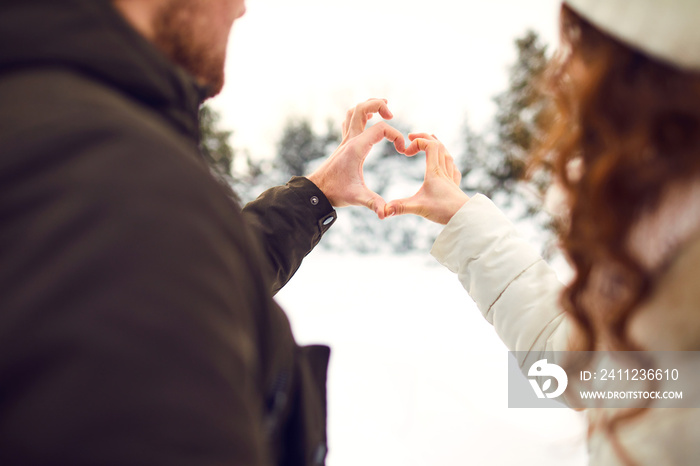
left=385, top=1, right=700, bottom=464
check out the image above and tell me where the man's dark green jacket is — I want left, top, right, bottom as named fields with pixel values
left=0, top=1, right=337, bottom=464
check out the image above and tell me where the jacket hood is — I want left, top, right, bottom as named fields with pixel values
left=0, top=0, right=209, bottom=140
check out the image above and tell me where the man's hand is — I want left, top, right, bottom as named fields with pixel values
left=384, top=133, right=470, bottom=225
left=307, top=99, right=406, bottom=220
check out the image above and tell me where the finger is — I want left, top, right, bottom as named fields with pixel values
left=376, top=105, right=393, bottom=120
left=348, top=98, right=393, bottom=137
left=408, top=132, right=436, bottom=142
left=445, top=153, right=455, bottom=179
left=375, top=98, right=391, bottom=120
left=405, top=132, right=434, bottom=156
left=403, top=138, right=440, bottom=171
left=424, top=140, right=440, bottom=173
left=365, top=191, right=388, bottom=219
left=358, top=121, right=406, bottom=154
left=384, top=195, right=424, bottom=218
left=448, top=153, right=462, bottom=184
left=403, top=138, right=423, bottom=156
left=438, top=142, right=448, bottom=173
left=341, top=108, right=355, bottom=140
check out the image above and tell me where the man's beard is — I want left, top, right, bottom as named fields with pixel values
left=152, top=0, right=227, bottom=97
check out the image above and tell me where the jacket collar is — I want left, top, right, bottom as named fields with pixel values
left=0, top=0, right=208, bottom=140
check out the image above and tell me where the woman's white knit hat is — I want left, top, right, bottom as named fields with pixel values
left=564, top=0, right=700, bottom=71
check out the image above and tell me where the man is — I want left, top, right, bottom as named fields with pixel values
left=0, top=0, right=405, bottom=464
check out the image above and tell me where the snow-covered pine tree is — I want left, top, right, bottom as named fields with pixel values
left=460, top=30, right=558, bottom=257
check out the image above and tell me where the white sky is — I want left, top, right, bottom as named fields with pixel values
left=210, top=0, right=562, bottom=163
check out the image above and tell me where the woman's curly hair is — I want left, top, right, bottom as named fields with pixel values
left=534, top=4, right=700, bottom=464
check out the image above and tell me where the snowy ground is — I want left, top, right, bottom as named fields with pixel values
left=276, top=251, right=588, bottom=466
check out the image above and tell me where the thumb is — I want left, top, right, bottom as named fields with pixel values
left=384, top=195, right=424, bottom=219
left=363, top=190, right=388, bottom=219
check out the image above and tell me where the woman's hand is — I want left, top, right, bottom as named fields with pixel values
left=384, top=133, right=469, bottom=225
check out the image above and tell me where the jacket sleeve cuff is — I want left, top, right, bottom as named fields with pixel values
left=430, top=194, right=543, bottom=313
left=240, top=177, right=337, bottom=293
left=288, top=177, right=337, bottom=237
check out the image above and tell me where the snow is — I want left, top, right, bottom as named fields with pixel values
left=276, top=250, right=587, bottom=466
